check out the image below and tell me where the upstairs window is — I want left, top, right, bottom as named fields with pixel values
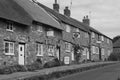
left=36, top=43, right=43, bottom=56
left=101, top=36, right=104, bottom=41
left=4, top=41, right=14, bottom=55
left=107, top=39, right=109, bottom=43
left=47, top=29, right=54, bottom=37
left=6, top=23, right=13, bottom=31
left=37, top=25, right=43, bottom=32
left=91, top=32, right=95, bottom=38
left=85, top=32, right=89, bottom=38
left=65, top=24, right=71, bottom=33
left=65, top=42, right=71, bottom=52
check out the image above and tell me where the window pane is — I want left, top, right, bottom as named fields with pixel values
left=10, top=43, right=14, bottom=53
left=5, top=42, right=9, bottom=53
left=39, top=44, right=41, bottom=55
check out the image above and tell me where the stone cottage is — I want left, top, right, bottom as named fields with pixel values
left=0, top=0, right=63, bottom=66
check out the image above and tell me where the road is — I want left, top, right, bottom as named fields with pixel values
left=58, top=62, right=120, bottom=80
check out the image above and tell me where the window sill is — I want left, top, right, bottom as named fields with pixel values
left=5, top=53, right=14, bottom=56
left=65, top=50, right=71, bottom=53
left=6, top=29, right=13, bottom=32
left=36, top=54, right=43, bottom=57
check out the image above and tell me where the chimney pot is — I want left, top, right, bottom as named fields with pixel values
left=82, top=15, right=90, bottom=26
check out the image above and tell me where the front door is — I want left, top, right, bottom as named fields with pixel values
left=18, top=44, right=25, bottom=65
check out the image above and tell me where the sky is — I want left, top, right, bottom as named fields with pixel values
left=37, top=0, right=120, bottom=39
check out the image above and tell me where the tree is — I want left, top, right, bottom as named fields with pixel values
left=74, top=44, right=83, bottom=63
left=113, top=35, right=120, bottom=43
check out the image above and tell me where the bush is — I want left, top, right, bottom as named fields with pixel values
left=108, top=52, right=120, bottom=61
left=0, top=65, right=27, bottom=74
left=0, top=60, right=43, bottom=74
left=44, top=58, right=60, bottom=68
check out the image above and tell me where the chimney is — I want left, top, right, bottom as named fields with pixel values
left=82, top=15, right=90, bottom=26
left=64, top=6, right=71, bottom=17
left=53, top=0, right=59, bottom=12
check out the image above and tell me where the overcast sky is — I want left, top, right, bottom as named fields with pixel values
left=37, top=0, right=120, bottom=39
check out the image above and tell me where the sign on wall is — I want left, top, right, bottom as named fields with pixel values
left=64, top=56, right=70, bottom=64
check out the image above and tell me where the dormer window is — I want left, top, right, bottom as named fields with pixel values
left=6, top=23, right=13, bottom=31
left=47, top=29, right=54, bottom=37
left=37, top=25, right=43, bottom=32
left=65, top=24, right=71, bottom=33
left=101, top=36, right=104, bottom=41
left=91, top=32, right=95, bottom=38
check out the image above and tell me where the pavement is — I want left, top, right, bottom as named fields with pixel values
left=58, top=62, right=120, bottom=80
left=0, top=61, right=118, bottom=80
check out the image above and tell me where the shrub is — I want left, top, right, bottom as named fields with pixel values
left=108, top=52, right=120, bottom=61
left=0, top=60, right=43, bottom=74
left=44, top=58, right=60, bottom=68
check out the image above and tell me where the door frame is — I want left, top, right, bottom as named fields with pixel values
left=18, top=43, right=25, bottom=65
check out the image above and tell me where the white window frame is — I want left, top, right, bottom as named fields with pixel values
left=48, top=45, right=55, bottom=56
left=47, top=30, right=54, bottom=37
left=65, top=24, right=71, bottom=33
left=6, top=23, right=13, bottom=31
left=65, top=42, right=71, bottom=52
left=92, top=46, right=96, bottom=54
left=85, top=32, right=89, bottom=38
left=4, top=41, right=14, bottom=55
left=36, top=43, right=43, bottom=56
left=37, top=25, right=43, bottom=32
left=101, top=36, right=104, bottom=41
left=91, top=32, right=95, bottom=38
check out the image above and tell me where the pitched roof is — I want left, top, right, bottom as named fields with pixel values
left=0, top=0, right=63, bottom=30
left=37, top=2, right=89, bottom=32
left=0, top=0, right=32, bottom=25
left=37, top=2, right=112, bottom=40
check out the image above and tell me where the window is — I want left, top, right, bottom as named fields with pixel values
left=96, top=47, right=99, bottom=54
left=6, top=23, right=13, bottom=31
left=47, top=30, right=54, bottom=37
left=101, top=48, right=105, bottom=55
left=85, top=32, right=89, bottom=38
left=48, top=45, right=55, bottom=56
left=65, top=24, right=71, bottom=32
left=83, top=48, right=87, bottom=55
left=37, top=25, right=43, bottom=32
left=91, top=32, right=95, bottom=38
left=65, top=42, right=71, bottom=52
left=107, top=39, right=109, bottom=43
left=36, top=43, right=43, bottom=56
left=4, top=41, right=14, bottom=55
left=101, top=36, right=104, bottom=41
left=92, top=46, right=96, bottom=54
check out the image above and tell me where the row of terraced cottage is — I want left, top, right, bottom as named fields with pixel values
left=0, top=0, right=113, bottom=66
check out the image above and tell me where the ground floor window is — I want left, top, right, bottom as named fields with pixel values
left=92, top=46, right=96, bottom=54
left=101, top=48, right=105, bottom=55
left=96, top=47, right=99, bottom=54
left=36, top=43, right=43, bottom=56
left=4, top=41, right=14, bottom=55
left=48, top=45, right=55, bottom=56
